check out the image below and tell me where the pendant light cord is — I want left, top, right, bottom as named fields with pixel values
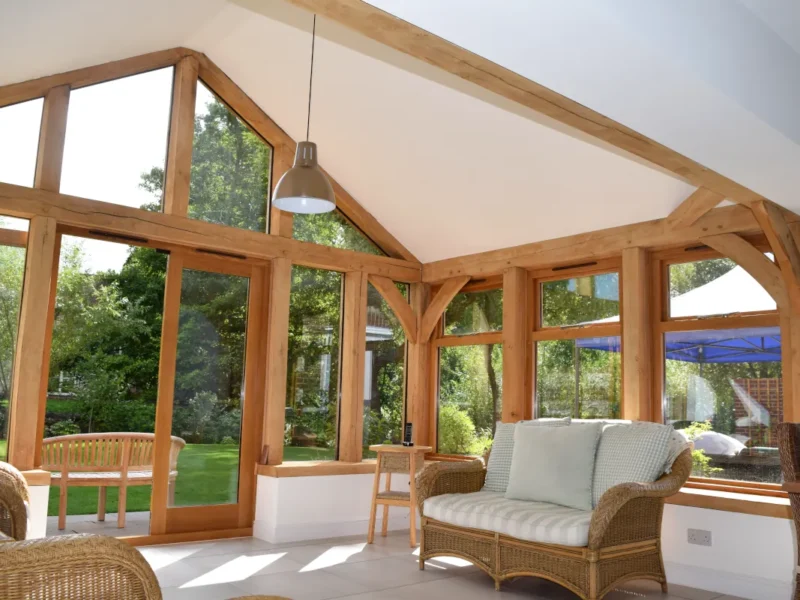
left=306, top=14, right=316, bottom=142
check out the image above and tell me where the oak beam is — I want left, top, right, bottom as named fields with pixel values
left=666, top=188, right=724, bottom=230
left=621, top=247, right=651, bottom=421
left=163, top=56, right=199, bottom=217
left=422, top=203, right=769, bottom=282
left=752, top=200, right=800, bottom=312
left=419, top=276, right=470, bottom=342
left=339, top=271, right=369, bottom=462
left=7, top=217, right=58, bottom=470
left=502, top=267, right=529, bottom=422
left=0, top=182, right=421, bottom=282
left=701, top=233, right=788, bottom=311
left=368, top=275, right=417, bottom=343
left=284, top=0, right=764, bottom=207
left=407, top=283, right=432, bottom=446
left=0, top=48, right=194, bottom=109
left=263, top=258, right=292, bottom=465
left=33, top=85, right=70, bottom=192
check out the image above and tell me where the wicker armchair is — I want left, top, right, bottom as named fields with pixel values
left=778, top=423, right=800, bottom=600
left=0, top=461, right=29, bottom=541
left=0, top=534, right=162, bottom=599
left=416, top=449, right=693, bottom=600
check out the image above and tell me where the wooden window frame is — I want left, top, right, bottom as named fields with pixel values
left=532, top=260, right=624, bottom=420
left=651, top=243, right=784, bottom=498
left=431, top=281, right=503, bottom=455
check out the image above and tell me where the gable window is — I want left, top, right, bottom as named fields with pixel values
left=0, top=98, right=43, bottom=188
left=61, top=68, right=173, bottom=209
left=188, top=82, right=273, bottom=233
left=294, top=210, right=385, bottom=256
left=535, top=270, right=621, bottom=419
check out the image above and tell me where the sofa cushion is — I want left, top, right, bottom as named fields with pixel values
left=505, top=422, right=602, bottom=511
left=664, top=428, right=693, bottom=473
left=591, top=422, right=672, bottom=507
left=482, top=418, right=570, bottom=493
left=424, top=491, right=592, bottom=547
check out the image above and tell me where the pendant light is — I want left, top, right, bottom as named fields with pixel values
left=273, top=14, right=335, bottom=214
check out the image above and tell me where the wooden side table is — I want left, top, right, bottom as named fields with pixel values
left=367, top=444, right=432, bottom=547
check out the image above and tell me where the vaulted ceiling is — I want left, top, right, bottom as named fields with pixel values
left=2, top=0, right=798, bottom=262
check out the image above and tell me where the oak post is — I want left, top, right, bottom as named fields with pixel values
left=339, top=271, right=369, bottom=462
left=621, top=247, right=652, bottom=421
left=34, top=85, right=70, bottom=192
left=263, top=258, right=292, bottom=465
left=163, top=56, right=199, bottom=216
left=407, top=283, right=431, bottom=446
left=502, top=267, right=529, bottom=422
left=8, top=217, right=58, bottom=470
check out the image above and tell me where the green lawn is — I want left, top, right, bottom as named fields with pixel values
left=45, top=444, right=337, bottom=516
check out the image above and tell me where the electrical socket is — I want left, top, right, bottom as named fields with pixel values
left=687, top=528, right=712, bottom=546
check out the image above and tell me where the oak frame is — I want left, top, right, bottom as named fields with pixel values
left=1, top=40, right=797, bottom=531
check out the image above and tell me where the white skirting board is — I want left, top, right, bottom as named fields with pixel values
left=254, top=473, right=417, bottom=545
left=665, top=561, right=792, bottom=600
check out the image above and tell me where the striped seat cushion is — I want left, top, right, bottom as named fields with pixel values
left=424, top=491, right=592, bottom=547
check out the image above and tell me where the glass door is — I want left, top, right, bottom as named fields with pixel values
left=150, top=251, right=267, bottom=535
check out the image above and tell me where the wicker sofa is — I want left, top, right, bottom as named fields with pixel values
left=415, top=423, right=692, bottom=600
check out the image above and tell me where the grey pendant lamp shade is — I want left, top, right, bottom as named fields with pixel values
left=273, top=14, right=335, bottom=214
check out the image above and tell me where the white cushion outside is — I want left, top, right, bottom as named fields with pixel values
left=424, top=491, right=592, bottom=547
left=591, top=422, right=672, bottom=507
left=505, top=422, right=602, bottom=511
left=482, top=418, right=570, bottom=493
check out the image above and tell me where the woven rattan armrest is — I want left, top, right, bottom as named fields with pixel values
left=0, top=462, right=29, bottom=540
left=587, top=448, right=692, bottom=550
left=416, top=460, right=485, bottom=511
left=0, top=534, right=162, bottom=600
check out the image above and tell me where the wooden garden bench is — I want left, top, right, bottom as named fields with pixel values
left=42, top=432, right=186, bottom=530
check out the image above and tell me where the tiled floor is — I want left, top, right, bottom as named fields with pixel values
left=136, top=532, right=749, bottom=600
left=46, top=510, right=150, bottom=537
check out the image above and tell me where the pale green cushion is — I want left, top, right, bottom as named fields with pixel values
left=591, top=422, right=672, bottom=507
left=505, top=422, right=602, bottom=511
left=482, top=418, right=570, bottom=493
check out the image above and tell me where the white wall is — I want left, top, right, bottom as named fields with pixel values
left=662, top=504, right=795, bottom=600
left=254, top=473, right=412, bottom=544
left=26, top=484, right=49, bottom=539
left=254, top=474, right=797, bottom=599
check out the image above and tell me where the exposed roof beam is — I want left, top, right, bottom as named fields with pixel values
left=701, top=233, right=788, bottom=311
left=666, top=188, right=724, bottom=230
left=422, top=203, right=783, bottom=283
left=368, top=274, right=417, bottom=343
left=752, top=200, right=800, bottom=312
left=282, top=0, right=766, bottom=207
left=419, top=276, right=470, bottom=342
left=0, top=181, right=421, bottom=282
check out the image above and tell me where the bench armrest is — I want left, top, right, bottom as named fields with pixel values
left=0, top=534, right=162, bottom=599
left=416, top=460, right=485, bottom=512
left=588, top=448, right=692, bottom=550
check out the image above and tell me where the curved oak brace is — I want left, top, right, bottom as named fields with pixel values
left=751, top=200, right=800, bottom=312
left=419, top=276, right=470, bottom=342
left=666, top=188, right=724, bottom=229
left=368, top=275, right=417, bottom=343
left=701, top=233, right=789, bottom=311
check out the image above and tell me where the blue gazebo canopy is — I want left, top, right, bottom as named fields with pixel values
left=576, top=326, right=781, bottom=363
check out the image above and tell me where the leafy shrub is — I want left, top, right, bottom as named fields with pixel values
left=48, top=419, right=81, bottom=437
left=220, top=436, right=236, bottom=445
left=172, top=391, right=241, bottom=444
left=684, top=421, right=723, bottom=477
left=438, top=405, right=476, bottom=454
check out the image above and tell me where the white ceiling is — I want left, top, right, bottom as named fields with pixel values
left=1, top=0, right=797, bottom=263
